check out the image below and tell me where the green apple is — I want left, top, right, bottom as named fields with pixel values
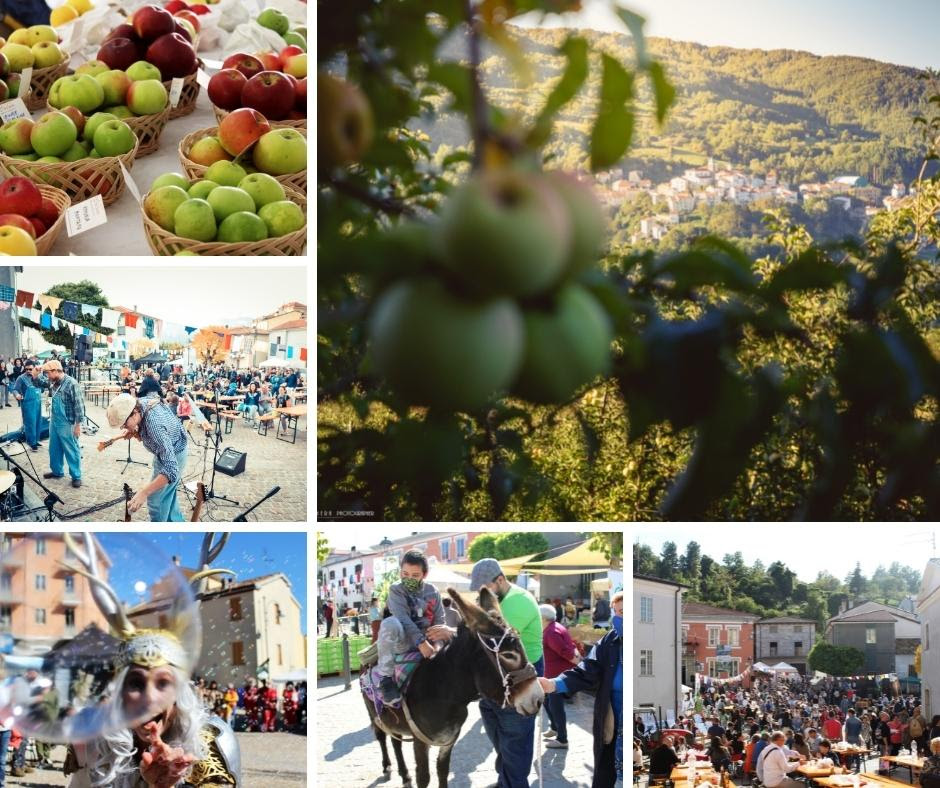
left=0, top=118, right=35, bottom=155
left=204, top=160, right=247, bottom=187
left=252, top=128, right=306, bottom=175
left=238, top=172, right=284, bottom=208
left=512, top=283, right=613, bottom=404
left=61, top=141, right=88, bottom=162
left=30, top=111, right=78, bottom=157
left=106, top=105, right=134, bottom=119
left=437, top=169, right=572, bottom=298
left=88, top=148, right=101, bottom=158
left=95, top=70, right=131, bottom=107
left=317, top=73, right=373, bottom=167
left=283, top=31, right=306, bottom=50
left=92, top=119, right=136, bottom=157
left=188, top=180, right=218, bottom=199
left=10, top=153, right=38, bottom=161
left=31, top=41, right=63, bottom=69
left=27, top=25, right=57, bottom=45
left=76, top=60, right=110, bottom=77
left=256, top=8, right=289, bottom=35
left=1, top=43, right=34, bottom=72
left=206, top=186, right=255, bottom=221
left=51, top=74, right=105, bottom=114
left=544, top=171, right=608, bottom=277
left=144, top=185, right=189, bottom=232
left=368, top=277, right=525, bottom=412
left=6, top=30, right=31, bottom=47
left=126, top=79, right=167, bottom=115
left=83, top=112, right=117, bottom=143
left=217, top=211, right=267, bottom=242
left=35, top=155, right=62, bottom=162
left=125, top=61, right=162, bottom=82
left=173, top=198, right=216, bottom=241
left=293, top=26, right=307, bottom=39
left=174, top=251, right=198, bottom=255
left=151, top=172, right=190, bottom=191
left=257, top=200, right=304, bottom=237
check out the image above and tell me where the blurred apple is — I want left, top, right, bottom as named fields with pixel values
left=221, top=53, right=263, bottom=79
left=207, top=68, right=246, bottom=111
left=217, top=107, right=270, bottom=156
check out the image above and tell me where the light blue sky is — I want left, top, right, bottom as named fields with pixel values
left=516, top=0, right=940, bottom=70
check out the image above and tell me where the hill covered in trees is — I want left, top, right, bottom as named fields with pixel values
left=429, top=27, right=930, bottom=186
left=633, top=540, right=922, bottom=629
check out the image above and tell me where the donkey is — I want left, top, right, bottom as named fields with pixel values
left=361, top=587, right=544, bottom=787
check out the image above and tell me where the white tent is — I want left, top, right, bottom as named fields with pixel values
left=752, top=661, right=772, bottom=672
left=770, top=661, right=798, bottom=674
left=425, top=560, right=472, bottom=591
left=259, top=357, right=291, bottom=368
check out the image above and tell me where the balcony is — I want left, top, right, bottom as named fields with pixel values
left=0, top=589, right=23, bottom=604
left=0, top=554, right=23, bottom=568
left=57, top=591, right=80, bottom=607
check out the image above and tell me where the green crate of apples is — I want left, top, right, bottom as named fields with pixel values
left=141, top=169, right=306, bottom=256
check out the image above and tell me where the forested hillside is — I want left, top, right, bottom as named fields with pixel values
left=428, top=26, right=930, bottom=186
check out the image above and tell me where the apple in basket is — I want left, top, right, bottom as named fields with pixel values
left=133, top=6, right=176, bottom=42
left=241, top=71, right=295, bottom=121
left=0, top=177, right=43, bottom=217
left=221, top=53, right=264, bottom=80
left=207, top=68, right=246, bottom=112
left=98, top=38, right=141, bottom=72
left=254, top=52, right=280, bottom=72
left=217, top=107, right=271, bottom=157
left=146, top=32, right=197, bottom=80
left=0, top=118, right=35, bottom=155
left=279, top=45, right=303, bottom=69
left=294, top=78, right=306, bottom=113
left=36, top=198, right=59, bottom=227
left=174, top=10, right=200, bottom=34
left=58, top=105, right=87, bottom=137
left=188, top=135, right=231, bottom=166
left=28, top=217, right=47, bottom=237
left=0, top=214, right=37, bottom=238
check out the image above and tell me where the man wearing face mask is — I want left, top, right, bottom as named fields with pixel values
left=469, top=557, right=544, bottom=788
left=538, top=588, right=624, bottom=788
left=374, top=550, right=449, bottom=705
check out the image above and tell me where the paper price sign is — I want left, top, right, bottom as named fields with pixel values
left=196, top=69, right=211, bottom=89
left=118, top=160, right=141, bottom=204
left=169, top=77, right=184, bottom=108
left=65, top=195, right=107, bottom=237
left=19, top=68, right=32, bottom=101
left=0, top=99, right=30, bottom=123
left=201, top=59, right=223, bottom=70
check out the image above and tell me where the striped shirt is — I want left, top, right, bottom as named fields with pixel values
left=138, top=394, right=187, bottom=485
left=50, top=374, right=85, bottom=425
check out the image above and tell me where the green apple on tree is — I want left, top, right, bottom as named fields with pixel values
left=512, top=283, right=613, bottom=404
left=368, top=277, right=525, bottom=412
left=544, top=171, right=607, bottom=277
left=317, top=72, right=373, bottom=167
left=437, top=168, right=572, bottom=298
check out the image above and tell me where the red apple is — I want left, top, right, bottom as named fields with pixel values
left=207, top=68, right=247, bottom=112
left=279, top=45, right=303, bottom=69
left=254, top=51, right=280, bottom=72
left=164, top=0, right=187, bottom=12
left=221, top=53, right=264, bottom=80
left=218, top=107, right=271, bottom=156
left=172, top=20, right=194, bottom=44
left=146, top=32, right=197, bottom=79
left=133, top=5, right=176, bottom=42
left=242, top=70, right=295, bottom=121
left=294, top=77, right=306, bottom=113
left=0, top=177, right=42, bottom=217
left=189, top=3, right=210, bottom=12
left=28, top=217, right=47, bottom=237
left=98, top=38, right=141, bottom=72
left=58, top=105, right=86, bottom=138
left=37, top=198, right=59, bottom=226
left=287, top=110, right=305, bottom=120
left=103, top=24, right=138, bottom=44
left=0, top=214, right=37, bottom=239
left=174, top=9, right=200, bottom=32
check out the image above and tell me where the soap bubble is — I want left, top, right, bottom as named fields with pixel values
left=0, top=533, right=201, bottom=743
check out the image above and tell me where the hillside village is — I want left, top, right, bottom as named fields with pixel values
left=585, top=157, right=912, bottom=243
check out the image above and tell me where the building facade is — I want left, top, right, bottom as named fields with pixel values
left=0, top=533, right=110, bottom=654
left=827, top=601, right=920, bottom=676
left=918, top=560, right=940, bottom=716
left=318, top=548, right=378, bottom=612
left=755, top=616, right=816, bottom=674
left=635, top=573, right=684, bottom=721
left=681, top=602, right=758, bottom=683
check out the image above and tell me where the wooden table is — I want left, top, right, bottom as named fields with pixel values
left=798, top=764, right=839, bottom=779
left=274, top=405, right=306, bottom=444
left=881, top=755, right=923, bottom=783
left=670, top=765, right=717, bottom=783
left=816, top=773, right=911, bottom=788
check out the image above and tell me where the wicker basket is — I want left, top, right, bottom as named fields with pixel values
left=141, top=183, right=307, bottom=256
left=164, top=62, right=202, bottom=120
left=178, top=126, right=306, bottom=193
left=47, top=102, right=170, bottom=158
left=0, top=136, right=140, bottom=206
left=33, top=184, right=70, bottom=255
left=24, top=59, right=70, bottom=112
left=212, top=104, right=306, bottom=130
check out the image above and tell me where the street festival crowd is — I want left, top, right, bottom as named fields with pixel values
left=0, top=354, right=305, bottom=520
left=637, top=674, right=940, bottom=788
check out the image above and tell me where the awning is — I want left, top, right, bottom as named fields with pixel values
left=441, top=551, right=543, bottom=575
left=520, top=540, right=611, bottom=569
left=527, top=568, right=609, bottom=576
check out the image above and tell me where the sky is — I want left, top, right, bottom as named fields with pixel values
left=317, top=525, right=442, bottom=554
left=631, top=525, right=939, bottom=583
left=515, top=0, right=940, bottom=70
left=96, top=532, right=308, bottom=634
left=15, top=266, right=307, bottom=334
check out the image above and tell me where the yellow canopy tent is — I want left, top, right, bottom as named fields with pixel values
left=520, top=540, right=610, bottom=569
left=528, top=568, right=609, bottom=576
left=442, top=551, right=542, bottom=576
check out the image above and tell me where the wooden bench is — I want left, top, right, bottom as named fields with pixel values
left=219, top=410, right=239, bottom=435
left=258, top=411, right=278, bottom=436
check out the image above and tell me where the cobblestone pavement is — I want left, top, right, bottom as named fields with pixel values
left=4, top=732, right=306, bottom=787
left=317, top=672, right=601, bottom=787
left=0, top=398, right=306, bottom=522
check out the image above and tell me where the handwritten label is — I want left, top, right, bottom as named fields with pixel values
left=0, top=98, right=31, bottom=123
left=201, top=59, right=222, bottom=71
left=19, top=68, right=32, bottom=101
left=195, top=69, right=211, bottom=89
left=118, top=160, right=141, bottom=204
left=169, top=77, right=184, bottom=107
left=65, top=195, right=107, bottom=237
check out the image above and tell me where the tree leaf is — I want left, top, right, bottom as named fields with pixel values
left=590, top=55, right=635, bottom=171
left=647, top=60, right=676, bottom=126
left=427, top=62, right=473, bottom=115
left=575, top=409, right=600, bottom=467
left=763, top=251, right=849, bottom=299
left=529, top=35, right=589, bottom=147
left=615, top=7, right=648, bottom=67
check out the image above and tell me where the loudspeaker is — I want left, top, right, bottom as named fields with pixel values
left=214, top=448, right=246, bottom=476
left=73, top=334, right=92, bottom=363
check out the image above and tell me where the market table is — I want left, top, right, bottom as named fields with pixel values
left=670, top=765, right=718, bottom=783
left=816, top=773, right=912, bottom=788
left=273, top=404, right=305, bottom=444
left=881, top=755, right=924, bottom=783
left=798, top=763, right=842, bottom=779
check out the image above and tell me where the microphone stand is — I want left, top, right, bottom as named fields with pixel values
left=115, top=437, right=147, bottom=474
left=204, top=400, right=239, bottom=508
left=0, top=442, right=63, bottom=519
left=233, top=486, right=280, bottom=521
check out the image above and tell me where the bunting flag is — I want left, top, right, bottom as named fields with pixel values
left=15, top=290, right=33, bottom=308
left=0, top=285, right=14, bottom=302
left=81, top=304, right=97, bottom=318
left=17, top=305, right=29, bottom=318
left=223, top=333, right=232, bottom=350
left=40, top=313, right=52, bottom=329
left=286, top=346, right=293, bottom=359
left=30, top=308, right=41, bottom=323
left=62, top=301, right=79, bottom=321
left=38, top=294, right=63, bottom=312
left=101, top=308, right=119, bottom=330
left=143, top=316, right=155, bottom=338
left=300, top=347, right=307, bottom=362
left=185, top=326, right=197, bottom=334
left=269, top=342, right=276, bottom=355
left=124, top=313, right=138, bottom=329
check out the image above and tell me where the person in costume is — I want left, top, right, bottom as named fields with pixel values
left=242, top=680, right=260, bottom=733
left=281, top=683, right=297, bottom=731
left=260, top=681, right=278, bottom=733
